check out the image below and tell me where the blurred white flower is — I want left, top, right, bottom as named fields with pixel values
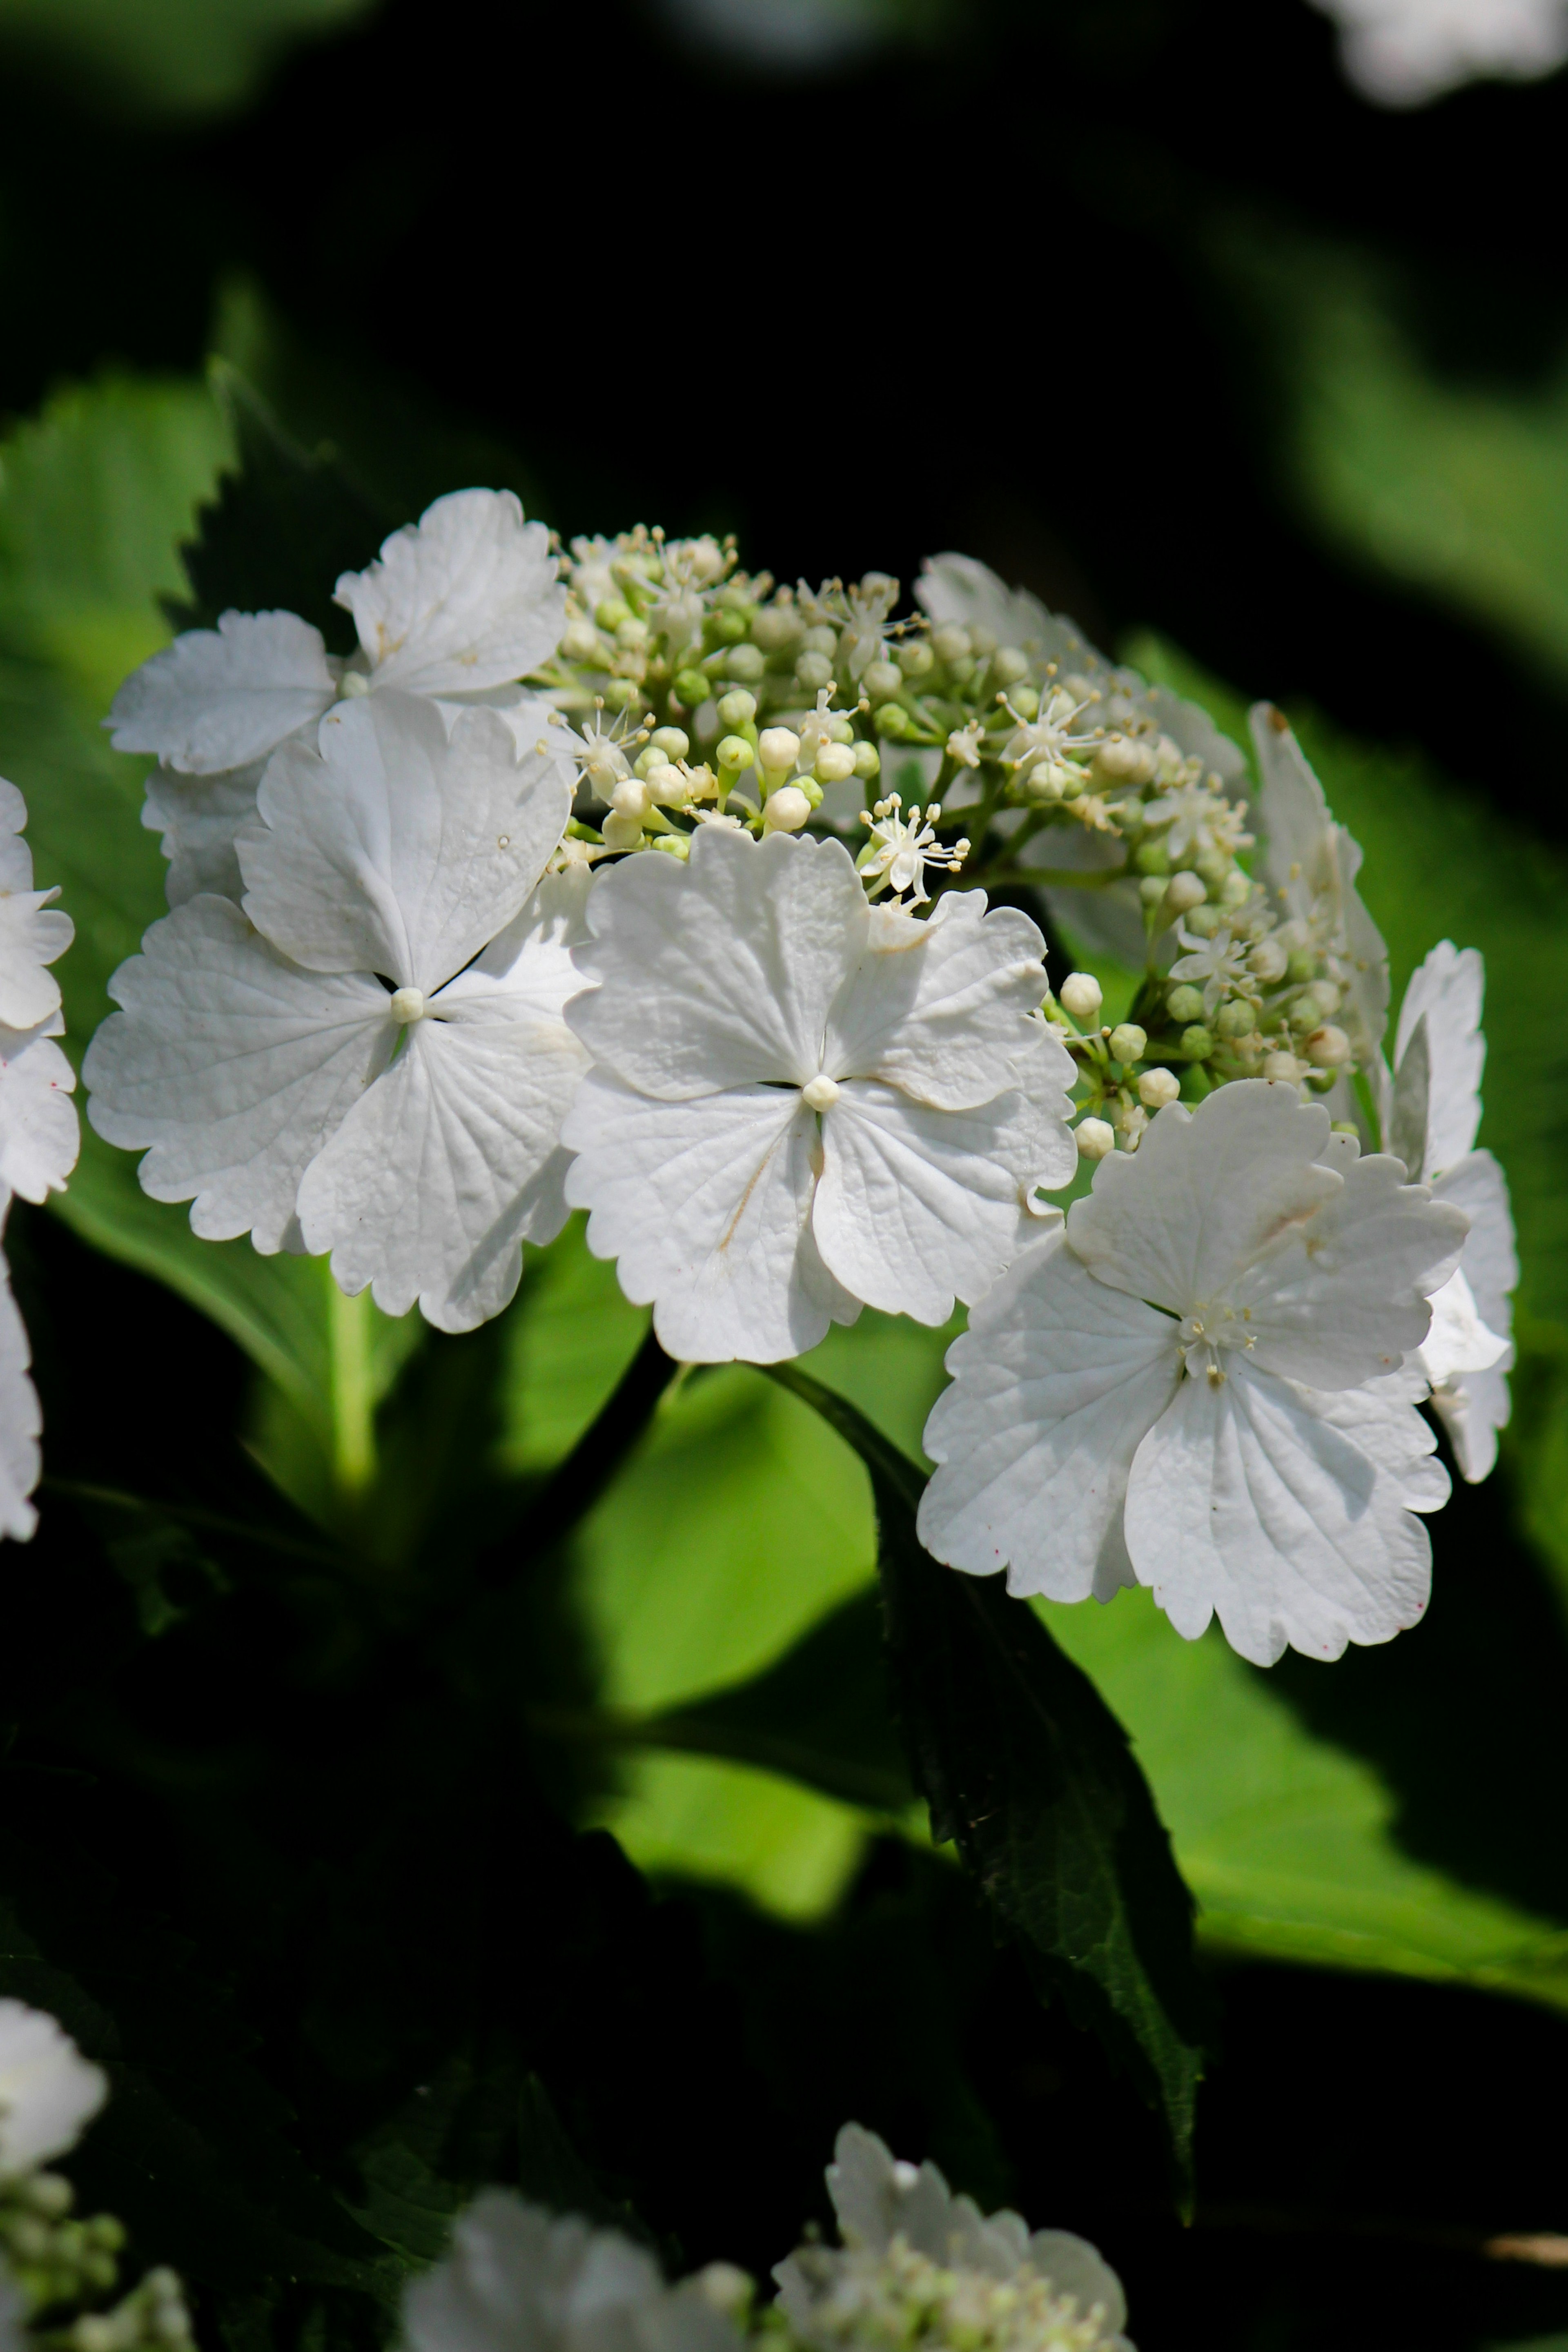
left=0, top=780, right=74, bottom=1036
left=1309, top=0, right=1568, bottom=105
left=920, top=1081, right=1466, bottom=1667
left=0, top=2000, right=107, bottom=2179
left=86, top=693, right=583, bottom=1334
left=401, top=2189, right=744, bottom=2352
left=774, top=2124, right=1131, bottom=2352
left=107, top=490, right=565, bottom=907
left=1388, top=942, right=1517, bottom=1481
left=562, top=828, right=1075, bottom=1364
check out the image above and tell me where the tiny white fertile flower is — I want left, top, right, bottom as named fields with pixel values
left=401, top=2189, right=745, bottom=2352
left=774, top=2125, right=1131, bottom=2352
left=108, top=491, right=565, bottom=906
left=1143, top=780, right=1251, bottom=864
left=1169, top=923, right=1250, bottom=1019
left=1388, top=942, right=1518, bottom=1482
left=0, top=2000, right=107, bottom=2178
left=856, top=798, right=968, bottom=906
left=86, top=694, right=583, bottom=1334
left=562, top=829, right=1075, bottom=1364
left=1252, top=705, right=1390, bottom=1130
left=920, top=1081, right=1466, bottom=1666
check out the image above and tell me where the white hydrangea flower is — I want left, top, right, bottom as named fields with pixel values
left=1251, top=705, right=1390, bottom=1133
left=774, top=2125, right=1131, bottom=2352
left=107, top=490, right=566, bottom=907
left=0, top=2000, right=107, bottom=2178
left=1388, top=942, right=1517, bottom=1482
left=85, top=693, right=584, bottom=1334
left=0, top=780, right=74, bottom=1036
left=920, top=1081, right=1467, bottom=1667
left=1309, top=0, right=1568, bottom=104
left=561, top=828, right=1076, bottom=1364
left=400, top=2189, right=744, bottom=2352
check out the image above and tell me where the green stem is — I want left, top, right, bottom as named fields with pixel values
left=328, top=1283, right=376, bottom=1496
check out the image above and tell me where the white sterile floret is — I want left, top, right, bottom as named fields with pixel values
left=1252, top=705, right=1390, bottom=1132
left=920, top=1081, right=1467, bottom=1666
left=773, top=2125, right=1131, bottom=2352
left=1387, top=942, right=1518, bottom=1482
left=0, top=2000, right=107, bottom=2178
left=400, top=2189, right=746, bottom=2352
left=108, top=490, right=565, bottom=908
left=561, top=829, right=1076, bottom=1365
left=0, top=780, right=74, bottom=1034
left=86, top=693, right=584, bottom=1334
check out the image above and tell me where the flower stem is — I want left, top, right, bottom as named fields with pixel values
left=328, top=1282, right=376, bottom=1497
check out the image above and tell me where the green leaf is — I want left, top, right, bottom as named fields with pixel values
left=0, top=0, right=379, bottom=121
left=767, top=1364, right=1214, bottom=2204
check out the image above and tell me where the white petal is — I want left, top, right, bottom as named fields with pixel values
left=0, top=1240, right=41, bottom=1544
left=568, top=827, right=867, bottom=1100
left=1417, top=1264, right=1508, bottom=1383
left=448, top=864, right=594, bottom=1025
left=1435, top=1148, right=1517, bottom=1338
left=296, top=1004, right=586, bottom=1334
left=0, top=889, right=71, bottom=1031
left=1067, top=1079, right=1341, bottom=1316
left=1025, top=2236, right=1128, bottom=2338
left=822, top=889, right=1073, bottom=1115
left=105, top=610, right=335, bottom=775
left=0, top=1029, right=78, bottom=1201
left=562, top=1071, right=858, bottom=1364
left=0, top=1996, right=108, bottom=2167
left=1431, top=1359, right=1512, bottom=1486
left=919, top=1228, right=1179, bottom=1602
left=1124, top=1361, right=1441, bottom=1665
left=337, top=489, right=566, bottom=697
left=84, top=896, right=392, bottom=1253
left=0, top=779, right=35, bottom=893
left=143, top=762, right=264, bottom=906
left=241, top=693, right=572, bottom=991
left=1394, top=941, right=1484, bottom=1176
left=1228, top=1146, right=1468, bottom=1388
left=812, top=1082, right=1059, bottom=1325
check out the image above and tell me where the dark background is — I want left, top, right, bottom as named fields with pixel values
left=5, top=2, right=1568, bottom=2345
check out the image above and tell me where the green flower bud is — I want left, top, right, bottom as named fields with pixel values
left=1167, top=984, right=1206, bottom=1024
left=877, top=704, right=911, bottom=740
left=715, top=688, right=757, bottom=729
left=1216, top=999, right=1257, bottom=1039
left=931, top=624, right=972, bottom=664
left=751, top=606, right=803, bottom=654
left=1134, top=841, right=1170, bottom=877
left=717, top=735, right=755, bottom=772
left=1221, top=868, right=1252, bottom=909
left=991, top=646, right=1030, bottom=684
left=1184, top=903, right=1224, bottom=938
left=595, top=597, right=633, bottom=632
left=794, top=650, right=835, bottom=691
left=1007, top=684, right=1040, bottom=719
left=1194, top=850, right=1231, bottom=890
left=1164, top=870, right=1205, bottom=914
left=650, top=833, right=690, bottom=859
left=1109, top=1023, right=1147, bottom=1061
left=707, top=606, right=748, bottom=646
left=602, top=677, right=641, bottom=710
left=672, top=668, right=708, bottom=708
left=716, top=643, right=765, bottom=684
left=1139, top=875, right=1170, bottom=905
left=1286, top=949, right=1319, bottom=987
left=634, top=745, right=666, bottom=780
left=1181, top=1024, right=1215, bottom=1060
left=853, top=740, right=881, bottom=779
left=863, top=660, right=903, bottom=702
left=897, top=640, right=935, bottom=678
left=650, top=726, right=690, bottom=761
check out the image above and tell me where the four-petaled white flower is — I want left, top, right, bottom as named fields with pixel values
left=1252, top=705, right=1390, bottom=1133
left=1168, top=922, right=1252, bottom=1019
left=855, top=797, right=969, bottom=906
left=1387, top=942, right=1517, bottom=1482
left=0, top=780, right=79, bottom=1544
left=0, top=2000, right=107, bottom=2179
left=774, top=2124, right=1131, bottom=2352
left=920, top=1081, right=1467, bottom=1666
left=401, top=2189, right=745, bottom=2352
left=561, top=829, right=1075, bottom=1364
left=85, top=694, right=584, bottom=1333
left=109, top=490, right=566, bottom=907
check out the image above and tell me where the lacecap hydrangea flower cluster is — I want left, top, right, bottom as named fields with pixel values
left=72, top=491, right=1516, bottom=1667
left=397, top=2124, right=1131, bottom=2352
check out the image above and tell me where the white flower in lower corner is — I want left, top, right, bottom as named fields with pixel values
left=400, top=2189, right=745, bottom=2352
left=920, top=1081, right=1467, bottom=1668
left=85, top=692, right=584, bottom=1333
left=106, top=489, right=566, bottom=907
left=1387, top=942, right=1517, bottom=1482
left=774, top=2125, right=1131, bottom=2352
left=0, top=2000, right=107, bottom=2178
left=561, top=827, right=1076, bottom=1364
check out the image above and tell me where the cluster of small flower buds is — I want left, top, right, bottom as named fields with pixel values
left=771, top=2235, right=1119, bottom=2352
left=0, top=2172, right=193, bottom=2352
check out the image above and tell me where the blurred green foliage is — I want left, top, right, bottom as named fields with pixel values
left=0, top=0, right=377, bottom=119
